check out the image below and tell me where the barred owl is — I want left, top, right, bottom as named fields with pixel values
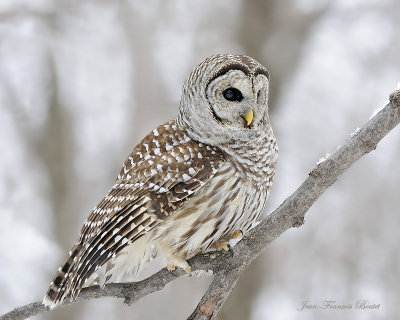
left=43, top=54, right=278, bottom=308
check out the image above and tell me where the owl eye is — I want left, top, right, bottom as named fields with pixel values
left=223, top=88, right=243, bottom=102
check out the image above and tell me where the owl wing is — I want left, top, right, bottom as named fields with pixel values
left=47, top=120, right=226, bottom=305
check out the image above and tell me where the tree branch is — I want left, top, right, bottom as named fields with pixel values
left=1, top=90, right=399, bottom=320
left=187, top=90, right=400, bottom=319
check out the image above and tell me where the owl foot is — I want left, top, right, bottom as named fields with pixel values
left=167, top=264, right=176, bottom=271
left=232, top=230, right=243, bottom=239
left=213, top=230, right=244, bottom=256
left=160, top=241, right=192, bottom=274
left=216, top=242, right=234, bottom=256
left=167, top=263, right=191, bottom=274
left=167, top=264, right=177, bottom=276
left=165, top=254, right=191, bottom=274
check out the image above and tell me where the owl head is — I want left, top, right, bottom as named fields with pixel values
left=177, top=54, right=271, bottom=146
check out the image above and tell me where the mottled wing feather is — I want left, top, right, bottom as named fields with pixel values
left=70, top=200, right=152, bottom=295
left=56, top=120, right=225, bottom=301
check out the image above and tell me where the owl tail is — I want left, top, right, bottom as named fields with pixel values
left=43, top=243, right=82, bottom=309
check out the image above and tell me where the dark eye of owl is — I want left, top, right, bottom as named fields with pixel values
left=222, top=88, right=243, bottom=102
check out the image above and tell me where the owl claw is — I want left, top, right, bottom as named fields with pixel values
left=215, top=242, right=234, bottom=256
left=167, top=264, right=176, bottom=271
left=214, top=230, right=242, bottom=255
left=167, top=265, right=177, bottom=276
left=166, top=262, right=191, bottom=275
left=227, top=244, right=234, bottom=256
left=216, top=243, right=230, bottom=252
left=184, top=266, right=192, bottom=274
left=232, top=230, right=243, bottom=239
left=168, top=270, right=176, bottom=276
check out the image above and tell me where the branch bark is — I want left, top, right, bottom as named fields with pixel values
left=2, top=90, right=399, bottom=320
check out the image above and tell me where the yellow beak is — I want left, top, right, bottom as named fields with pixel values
left=242, top=109, right=254, bottom=126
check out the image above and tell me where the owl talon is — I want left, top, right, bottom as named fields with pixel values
left=167, top=265, right=176, bottom=276
left=216, top=242, right=233, bottom=256
left=165, top=251, right=192, bottom=275
left=232, top=230, right=243, bottom=239
left=214, top=230, right=243, bottom=253
left=167, top=264, right=176, bottom=271
left=166, top=264, right=191, bottom=275
left=216, top=243, right=230, bottom=251
left=185, top=267, right=192, bottom=274
left=228, top=244, right=234, bottom=256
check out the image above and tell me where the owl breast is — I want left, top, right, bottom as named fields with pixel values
left=154, top=129, right=278, bottom=259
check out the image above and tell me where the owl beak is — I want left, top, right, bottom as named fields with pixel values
left=242, top=109, right=254, bottom=127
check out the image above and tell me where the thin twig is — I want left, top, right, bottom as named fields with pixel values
left=1, top=90, right=399, bottom=320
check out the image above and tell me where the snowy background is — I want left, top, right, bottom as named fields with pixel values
left=0, top=1, right=399, bottom=319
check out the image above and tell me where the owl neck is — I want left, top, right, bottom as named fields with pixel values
left=220, top=126, right=278, bottom=189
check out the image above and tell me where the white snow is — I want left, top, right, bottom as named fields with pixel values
left=316, top=153, right=331, bottom=165
left=350, top=127, right=361, bottom=137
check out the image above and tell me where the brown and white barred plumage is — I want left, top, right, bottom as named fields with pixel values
left=44, top=54, right=278, bottom=308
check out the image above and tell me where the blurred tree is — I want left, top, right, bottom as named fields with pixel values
left=1, top=1, right=399, bottom=319
left=237, top=0, right=327, bottom=109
